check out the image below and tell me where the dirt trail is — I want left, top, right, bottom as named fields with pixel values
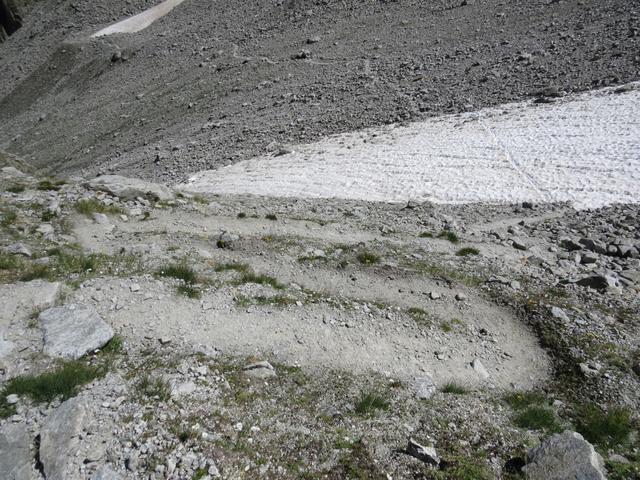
left=72, top=206, right=551, bottom=389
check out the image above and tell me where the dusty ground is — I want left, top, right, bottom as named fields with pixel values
left=0, top=0, right=639, bottom=182
left=0, top=171, right=639, bottom=479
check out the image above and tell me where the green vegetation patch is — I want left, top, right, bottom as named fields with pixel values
left=437, top=230, right=460, bottom=244
left=135, top=375, right=171, bottom=402
left=0, top=361, right=104, bottom=418
left=157, top=262, right=197, bottom=284
left=74, top=198, right=124, bottom=216
left=235, top=272, right=285, bottom=290
left=156, top=262, right=202, bottom=298
left=235, top=294, right=296, bottom=308
left=441, top=381, right=469, bottom=395
left=575, top=404, right=634, bottom=448
left=456, top=247, right=480, bottom=257
left=355, top=391, right=389, bottom=416
left=356, top=250, right=380, bottom=265
left=37, top=179, right=66, bottom=191
left=514, top=405, right=562, bottom=432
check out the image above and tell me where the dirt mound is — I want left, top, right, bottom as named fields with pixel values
left=0, top=0, right=638, bottom=181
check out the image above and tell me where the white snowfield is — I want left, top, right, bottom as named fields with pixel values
left=91, top=0, right=187, bottom=38
left=182, top=84, right=640, bottom=209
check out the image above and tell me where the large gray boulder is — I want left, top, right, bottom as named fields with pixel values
left=87, top=175, right=173, bottom=202
left=0, top=423, right=37, bottom=480
left=40, top=397, right=88, bottom=480
left=39, top=304, right=114, bottom=360
left=523, top=431, right=607, bottom=480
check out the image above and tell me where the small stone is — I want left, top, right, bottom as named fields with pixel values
left=159, top=337, right=171, bottom=345
left=430, top=291, right=441, bottom=300
left=92, top=213, right=110, bottom=225
left=455, top=292, right=467, bottom=301
left=579, top=362, right=601, bottom=377
left=413, top=375, right=436, bottom=400
left=6, top=394, right=18, bottom=405
left=130, top=283, right=140, bottom=292
left=511, top=239, right=528, bottom=251
left=242, top=361, right=276, bottom=378
left=5, top=243, right=32, bottom=257
left=406, top=438, right=440, bottom=466
left=171, top=381, right=197, bottom=397
left=471, top=358, right=490, bottom=379
left=550, top=306, right=569, bottom=322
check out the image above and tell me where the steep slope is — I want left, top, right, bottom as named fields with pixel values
left=0, top=0, right=638, bottom=182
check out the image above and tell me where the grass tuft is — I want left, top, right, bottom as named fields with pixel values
left=441, top=381, right=469, bottom=395
left=356, top=250, right=380, bottom=265
left=265, top=213, right=278, bottom=221
left=236, top=272, right=285, bottom=290
left=407, top=307, right=431, bottom=326
left=504, top=391, right=547, bottom=410
left=37, top=179, right=65, bottom=191
left=156, top=262, right=197, bottom=284
left=1, top=210, right=18, bottom=227
left=575, top=404, right=634, bottom=448
left=177, top=284, right=201, bottom=299
left=0, top=361, right=104, bottom=417
left=437, top=230, right=460, bottom=244
left=456, top=247, right=480, bottom=257
left=214, top=262, right=250, bottom=274
left=355, top=391, right=389, bottom=416
left=74, top=198, right=123, bottom=216
left=514, top=405, right=561, bottom=432
left=136, top=376, right=171, bottom=402
left=6, top=184, right=25, bottom=193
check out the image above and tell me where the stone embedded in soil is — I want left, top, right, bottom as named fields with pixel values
left=87, top=175, right=173, bottom=202
left=243, top=360, right=276, bottom=378
left=5, top=242, right=32, bottom=257
left=522, top=431, right=606, bottom=480
left=39, top=303, right=114, bottom=360
left=471, top=359, right=490, bottom=379
left=0, top=423, right=35, bottom=480
left=413, top=375, right=437, bottom=400
left=406, top=438, right=440, bottom=466
left=40, top=397, right=89, bottom=480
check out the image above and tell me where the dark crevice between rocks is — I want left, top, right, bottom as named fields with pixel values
left=0, top=0, right=22, bottom=42
left=33, top=434, right=46, bottom=479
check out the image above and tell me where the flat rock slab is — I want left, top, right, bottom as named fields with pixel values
left=0, top=280, right=62, bottom=328
left=523, top=431, right=606, bottom=480
left=0, top=423, right=37, bottom=480
left=39, top=304, right=113, bottom=360
left=87, top=175, right=173, bottom=202
left=40, top=397, right=89, bottom=480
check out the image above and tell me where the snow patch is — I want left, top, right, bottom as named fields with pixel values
left=182, top=84, right=640, bottom=209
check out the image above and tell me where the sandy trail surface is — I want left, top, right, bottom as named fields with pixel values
left=71, top=208, right=551, bottom=389
left=182, top=84, right=640, bottom=209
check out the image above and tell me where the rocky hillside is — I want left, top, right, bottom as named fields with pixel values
left=0, top=167, right=638, bottom=479
left=0, top=0, right=638, bottom=182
